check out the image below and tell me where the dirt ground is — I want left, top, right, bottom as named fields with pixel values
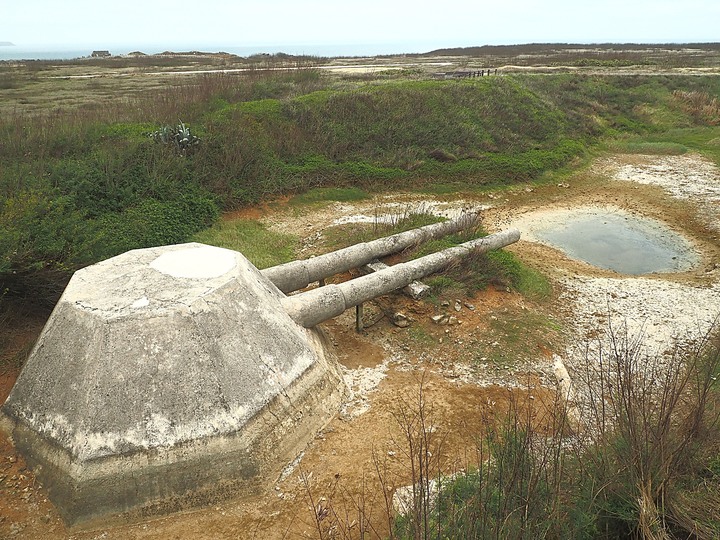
left=1, top=153, right=719, bottom=539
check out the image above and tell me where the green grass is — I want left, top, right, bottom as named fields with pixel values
left=602, top=125, right=720, bottom=164
left=646, top=126, right=720, bottom=164
left=419, top=247, right=552, bottom=303
left=319, top=211, right=445, bottom=251
left=191, top=219, right=297, bottom=269
left=608, top=140, right=689, bottom=155
left=475, top=308, right=561, bottom=366
left=288, top=186, right=371, bottom=206
left=486, top=250, right=552, bottom=301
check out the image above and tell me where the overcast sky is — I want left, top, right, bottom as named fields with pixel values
left=3, top=0, right=719, bottom=53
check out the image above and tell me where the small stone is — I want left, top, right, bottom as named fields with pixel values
left=431, top=314, right=449, bottom=325
left=392, top=312, right=411, bottom=328
left=464, top=302, right=476, bottom=311
left=454, top=301, right=462, bottom=312
left=440, top=300, right=450, bottom=307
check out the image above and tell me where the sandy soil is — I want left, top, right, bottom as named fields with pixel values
left=1, top=152, right=719, bottom=539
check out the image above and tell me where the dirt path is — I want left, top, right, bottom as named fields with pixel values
left=1, top=153, right=719, bottom=539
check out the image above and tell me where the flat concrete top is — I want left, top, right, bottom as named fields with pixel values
left=66, top=243, right=256, bottom=319
left=149, top=245, right=238, bottom=278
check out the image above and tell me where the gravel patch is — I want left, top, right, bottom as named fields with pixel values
left=559, top=275, right=720, bottom=355
left=599, top=153, right=720, bottom=232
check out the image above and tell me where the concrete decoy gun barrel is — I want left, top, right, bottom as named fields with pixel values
left=0, top=216, right=519, bottom=526
left=282, top=227, right=521, bottom=328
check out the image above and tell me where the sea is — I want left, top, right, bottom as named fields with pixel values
left=0, top=42, right=444, bottom=61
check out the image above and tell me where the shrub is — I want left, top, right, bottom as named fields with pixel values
left=0, top=191, right=100, bottom=275
left=97, top=192, right=218, bottom=257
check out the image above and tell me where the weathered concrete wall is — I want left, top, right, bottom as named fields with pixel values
left=262, top=213, right=478, bottom=293
left=282, top=228, right=521, bottom=328
left=0, top=243, right=346, bottom=525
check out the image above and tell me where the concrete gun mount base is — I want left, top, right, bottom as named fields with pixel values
left=0, top=243, right=346, bottom=526
left=0, top=222, right=519, bottom=526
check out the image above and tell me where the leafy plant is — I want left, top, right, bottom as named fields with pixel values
left=149, top=121, right=200, bottom=154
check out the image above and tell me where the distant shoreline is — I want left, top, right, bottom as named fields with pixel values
left=0, top=42, right=434, bottom=61
left=0, top=42, right=14, bottom=47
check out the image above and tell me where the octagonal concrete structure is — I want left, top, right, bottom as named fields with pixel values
left=0, top=243, right=346, bottom=526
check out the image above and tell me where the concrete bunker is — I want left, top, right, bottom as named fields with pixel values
left=0, top=218, right=519, bottom=526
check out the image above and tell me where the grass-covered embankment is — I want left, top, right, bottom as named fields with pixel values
left=1, top=70, right=719, bottom=300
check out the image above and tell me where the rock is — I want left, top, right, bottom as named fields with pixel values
left=454, top=301, right=462, bottom=312
left=428, top=148, right=458, bottom=162
left=360, top=303, right=385, bottom=328
left=431, top=314, right=449, bottom=325
left=391, top=312, right=411, bottom=328
left=361, top=261, right=431, bottom=299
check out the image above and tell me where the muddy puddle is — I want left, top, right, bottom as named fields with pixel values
left=515, top=207, right=699, bottom=274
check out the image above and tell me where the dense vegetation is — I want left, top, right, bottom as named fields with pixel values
left=1, top=69, right=719, bottom=299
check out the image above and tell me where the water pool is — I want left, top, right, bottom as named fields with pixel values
left=529, top=209, right=698, bottom=274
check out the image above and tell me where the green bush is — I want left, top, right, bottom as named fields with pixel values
left=97, top=192, right=218, bottom=256
left=0, top=192, right=100, bottom=274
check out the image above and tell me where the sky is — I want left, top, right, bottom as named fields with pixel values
left=2, top=0, right=719, bottom=54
